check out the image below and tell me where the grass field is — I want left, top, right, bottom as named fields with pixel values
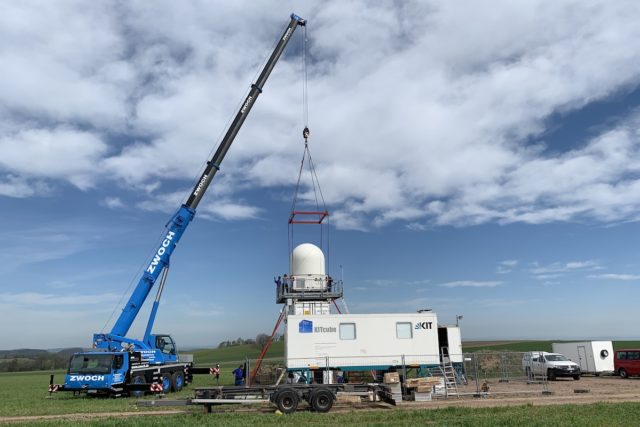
left=191, top=340, right=284, bottom=364
left=1, top=367, right=640, bottom=425
left=4, top=398, right=640, bottom=426
left=2, top=340, right=639, bottom=424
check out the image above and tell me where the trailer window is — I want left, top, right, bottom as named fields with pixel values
left=339, top=323, right=356, bottom=340
left=396, top=322, right=413, bottom=339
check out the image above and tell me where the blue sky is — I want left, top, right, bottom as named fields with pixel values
left=1, top=1, right=640, bottom=349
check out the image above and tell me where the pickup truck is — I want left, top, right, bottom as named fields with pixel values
left=522, top=351, right=581, bottom=380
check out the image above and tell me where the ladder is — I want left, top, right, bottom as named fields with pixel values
left=440, top=347, right=459, bottom=398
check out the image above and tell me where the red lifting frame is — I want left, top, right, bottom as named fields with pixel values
left=288, top=210, right=329, bottom=224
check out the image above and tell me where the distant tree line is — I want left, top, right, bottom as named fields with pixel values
left=0, top=349, right=79, bottom=372
left=218, top=333, right=283, bottom=350
left=1, top=334, right=286, bottom=373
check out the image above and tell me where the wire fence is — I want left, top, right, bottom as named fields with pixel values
left=200, top=351, right=550, bottom=398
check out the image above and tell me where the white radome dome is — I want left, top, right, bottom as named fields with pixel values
left=291, top=243, right=325, bottom=275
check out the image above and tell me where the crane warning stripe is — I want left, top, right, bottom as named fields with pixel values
left=150, top=383, right=163, bottom=392
left=48, top=384, right=61, bottom=392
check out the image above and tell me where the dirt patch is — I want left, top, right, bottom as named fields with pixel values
left=0, top=410, right=187, bottom=424
left=408, top=376, right=640, bottom=409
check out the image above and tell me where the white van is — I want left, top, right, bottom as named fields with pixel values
left=522, top=351, right=581, bottom=380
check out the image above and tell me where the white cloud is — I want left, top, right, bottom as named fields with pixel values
left=102, top=197, right=125, bottom=209
left=438, top=280, right=501, bottom=288
left=530, top=260, right=601, bottom=276
left=0, top=292, right=121, bottom=306
left=0, top=2, right=130, bottom=126
left=136, top=189, right=261, bottom=221
left=0, top=224, right=108, bottom=273
left=589, top=273, right=640, bottom=281
left=0, top=127, right=107, bottom=190
left=497, top=260, right=519, bottom=274
left=0, top=175, right=50, bottom=198
left=2, top=1, right=640, bottom=231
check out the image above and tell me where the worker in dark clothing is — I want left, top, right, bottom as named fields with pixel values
left=283, top=274, right=289, bottom=292
left=232, top=365, right=244, bottom=386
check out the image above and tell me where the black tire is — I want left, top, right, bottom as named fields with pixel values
left=172, top=371, right=185, bottom=392
left=619, top=368, right=628, bottom=379
left=310, top=388, right=334, bottom=413
left=547, top=369, right=556, bottom=381
left=130, top=374, right=146, bottom=397
left=275, top=388, right=299, bottom=414
left=573, top=375, right=580, bottom=380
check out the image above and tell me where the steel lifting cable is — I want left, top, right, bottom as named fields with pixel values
left=302, top=24, right=309, bottom=130
left=288, top=23, right=333, bottom=274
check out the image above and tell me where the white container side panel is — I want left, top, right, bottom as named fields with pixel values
left=551, top=341, right=614, bottom=373
left=285, top=313, right=440, bottom=369
left=447, top=327, right=463, bottom=363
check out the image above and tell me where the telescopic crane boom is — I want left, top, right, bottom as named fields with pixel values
left=93, top=13, right=307, bottom=354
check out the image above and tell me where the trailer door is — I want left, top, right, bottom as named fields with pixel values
left=438, top=327, right=449, bottom=362
left=578, top=346, right=590, bottom=372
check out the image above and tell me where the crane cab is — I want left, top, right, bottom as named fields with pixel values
left=149, top=334, right=178, bottom=364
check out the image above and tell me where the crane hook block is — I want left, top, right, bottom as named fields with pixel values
left=303, top=126, right=310, bottom=141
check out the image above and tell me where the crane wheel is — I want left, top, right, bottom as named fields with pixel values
left=161, top=373, right=172, bottom=393
left=130, top=374, right=146, bottom=397
left=172, top=371, right=185, bottom=392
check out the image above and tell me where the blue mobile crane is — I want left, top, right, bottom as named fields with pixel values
left=49, top=14, right=307, bottom=397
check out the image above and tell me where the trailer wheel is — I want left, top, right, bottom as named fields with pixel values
left=275, top=388, right=299, bottom=414
left=131, top=374, right=146, bottom=397
left=172, top=371, right=185, bottom=392
left=619, top=368, right=628, bottom=379
left=310, top=388, right=334, bottom=413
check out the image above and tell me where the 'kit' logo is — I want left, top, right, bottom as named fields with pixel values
left=415, top=321, right=433, bottom=330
